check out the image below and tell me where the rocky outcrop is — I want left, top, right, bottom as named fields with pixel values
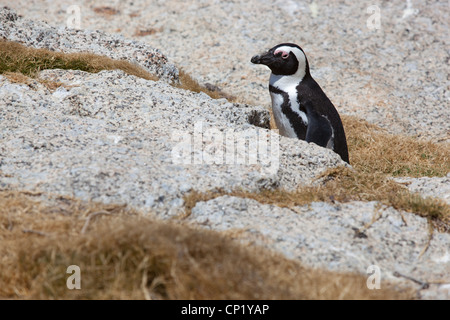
left=0, top=7, right=178, bottom=82
left=395, top=174, right=450, bottom=205
left=0, top=68, right=346, bottom=216
left=0, top=8, right=448, bottom=299
left=5, top=1, right=448, bottom=142
left=189, top=196, right=450, bottom=299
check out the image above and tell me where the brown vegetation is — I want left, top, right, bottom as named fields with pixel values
left=182, top=166, right=449, bottom=233
left=134, top=28, right=163, bottom=37
left=0, top=190, right=412, bottom=299
left=0, top=39, right=233, bottom=100
left=0, top=39, right=158, bottom=84
left=93, top=7, right=120, bottom=16
left=177, top=69, right=237, bottom=101
left=343, top=115, right=449, bottom=177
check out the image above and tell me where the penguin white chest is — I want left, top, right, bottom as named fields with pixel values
left=269, top=84, right=308, bottom=139
left=269, top=91, right=298, bottom=138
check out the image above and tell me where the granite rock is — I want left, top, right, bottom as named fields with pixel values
left=0, top=69, right=346, bottom=217
left=394, top=173, right=450, bottom=205
left=3, top=1, right=448, bottom=143
left=1, top=6, right=448, bottom=300
left=189, top=196, right=450, bottom=299
left=0, top=7, right=178, bottom=82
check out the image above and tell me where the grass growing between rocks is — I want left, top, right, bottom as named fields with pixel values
left=0, top=39, right=158, bottom=82
left=0, top=39, right=233, bottom=100
left=342, top=115, right=450, bottom=178
left=0, top=190, right=412, bottom=300
left=183, top=168, right=449, bottom=232
left=340, top=116, right=449, bottom=230
left=183, top=116, right=450, bottom=232
left=177, top=69, right=236, bottom=101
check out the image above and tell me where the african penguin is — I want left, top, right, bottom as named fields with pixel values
left=251, top=43, right=350, bottom=164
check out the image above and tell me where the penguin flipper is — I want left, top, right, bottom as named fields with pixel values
left=305, top=116, right=333, bottom=148
left=303, top=101, right=333, bottom=148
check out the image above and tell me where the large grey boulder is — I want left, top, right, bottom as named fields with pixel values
left=4, top=1, right=448, bottom=142
left=394, top=174, right=450, bottom=205
left=188, top=196, right=450, bottom=299
left=0, top=69, right=345, bottom=217
left=0, top=7, right=178, bottom=82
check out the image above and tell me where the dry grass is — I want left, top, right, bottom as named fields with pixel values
left=2, top=71, right=65, bottom=91
left=1, top=71, right=33, bottom=85
left=0, top=39, right=233, bottom=100
left=177, top=69, right=237, bottom=101
left=92, top=7, right=120, bottom=16
left=0, top=39, right=158, bottom=82
left=134, top=28, right=163, bottom=37
left=339, top=116, right=449, bottom=230
left=342, top=115, right=450, bottom=177
left=182, top=167, right=449, bottom=233
left=313, top=168, right=449, bottom=230
left=258, top=110, right=450, bottom=231
left=0, top=190, right=412, bottom=300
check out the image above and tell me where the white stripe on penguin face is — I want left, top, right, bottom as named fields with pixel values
left=269, top=45, right=307, bottom=89
left=269, top=45, right=308, bottom=128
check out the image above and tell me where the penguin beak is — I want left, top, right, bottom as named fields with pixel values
left=251, top=54, right=262, bottom=64
left=251, top=51, right=274, bottom=66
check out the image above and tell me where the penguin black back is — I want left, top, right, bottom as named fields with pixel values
left=297, top=76, right=349, bottom=164
left=251, top=43, right=350, bottom=164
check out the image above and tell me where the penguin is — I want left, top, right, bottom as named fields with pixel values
left=251, top=43, right=350, bottom=164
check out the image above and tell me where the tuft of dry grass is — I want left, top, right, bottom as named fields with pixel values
left=93, top=7, right=120, bottom=16
left=134, top=28, right=163, bottom=37
left=342, top=115, right=450, bottom=177
left=1, top=39, right=235, bottom=101
left=182, top=167, right=449, bottom=233
left=177, top=69, right=237, bottom=101
left=0, top=190, right=412, bottom=300
left=0, top=39, right=158, bottom=83
left=3, top=71, right=66, bottom=91
left=313, top=167, right=450, bottom=229
left=1, top=71, right=33, bottom=85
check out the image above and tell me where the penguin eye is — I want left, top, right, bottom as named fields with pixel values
left=274, top=49, right=289, bottom=60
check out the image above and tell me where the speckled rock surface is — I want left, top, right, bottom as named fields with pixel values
left=395, top=173, right=450, bottom=205
left=1, top=5, right=448, bottom=299
left=2, top=1, right=448, bottom=143
left=0, top=69, right=345, bottom=216
left=0, top=7, right=178, bottom=82
left=189, top=196, right=450, bottom=299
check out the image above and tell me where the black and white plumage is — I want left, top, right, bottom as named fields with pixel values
left=251, top=43, right=349, bottom=164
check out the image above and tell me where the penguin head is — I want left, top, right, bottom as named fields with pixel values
left=251, top=43, right=310, bottom=80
